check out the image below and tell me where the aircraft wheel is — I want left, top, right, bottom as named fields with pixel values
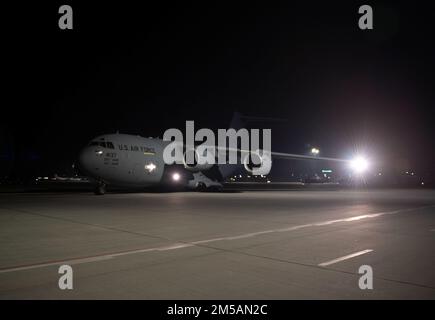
left=94, top=183, right=107, bottom=195
left=196, top=182, right=207, bottom=192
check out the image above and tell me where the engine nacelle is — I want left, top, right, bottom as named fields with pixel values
left=182, top=148, right=214, bottom=172
left=242, top=150, right=272, bottom=176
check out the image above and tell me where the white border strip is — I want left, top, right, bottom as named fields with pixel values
left=318, top=249, right=373, bottom=267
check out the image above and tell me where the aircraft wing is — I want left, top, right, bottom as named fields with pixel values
left=270, top=151, right=349, bottom=163
left=215, top=146, right=349, bottom=163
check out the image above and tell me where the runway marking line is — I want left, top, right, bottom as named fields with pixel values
left=318, top=249, right=373, bottom=267
left=0, top=205, right=432, bottom=274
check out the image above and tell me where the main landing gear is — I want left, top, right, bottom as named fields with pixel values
left=94, top=182, right=107, bottom=195
left=188, top=172, right=223, bottom=192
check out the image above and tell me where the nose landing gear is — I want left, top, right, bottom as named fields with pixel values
left=94, top=182, right=107, bottom=195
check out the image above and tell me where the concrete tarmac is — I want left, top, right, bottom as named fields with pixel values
left=0, top=189, right=434, bottom=299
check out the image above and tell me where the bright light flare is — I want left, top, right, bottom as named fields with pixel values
left=311, top=148, right=320, bottom=155
left=144, top=163, right=156, bottom=173
left=172, top=173, right=181, bottom=181
left=350, top=156, right=369, bottom=174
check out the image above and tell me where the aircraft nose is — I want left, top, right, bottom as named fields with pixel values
left=78, top=147, right=95, bottom=174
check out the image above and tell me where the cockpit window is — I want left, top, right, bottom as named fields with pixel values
left=88, top=141, right=114, bottom=149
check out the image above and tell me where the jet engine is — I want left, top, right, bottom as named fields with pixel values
left=242, top=150, right=272, bottom=176
left=182, top=147, right=214, bottom=172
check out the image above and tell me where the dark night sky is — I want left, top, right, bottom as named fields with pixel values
left=2, top=1, right=435, bottom=178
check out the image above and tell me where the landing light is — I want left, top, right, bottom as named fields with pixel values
left=350, top=156, right=369, bottom=174
left=172, top=173, right=180, bottom=181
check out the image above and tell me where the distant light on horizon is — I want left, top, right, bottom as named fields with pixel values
left=311, top=148, right=320, bottom=155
